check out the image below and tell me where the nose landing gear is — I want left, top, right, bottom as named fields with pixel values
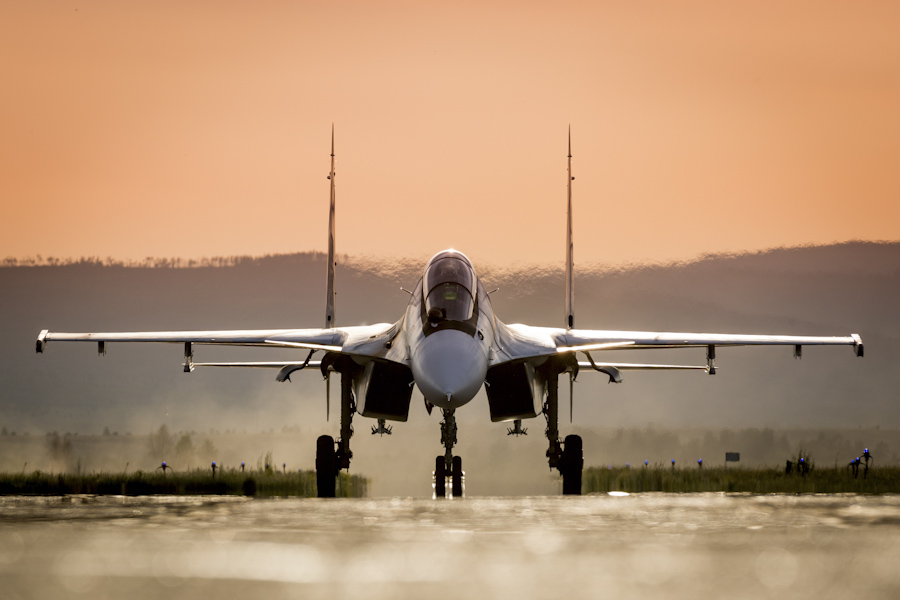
left=434, top=409, right=464, bottom=498
left=434, top=455, right=465, bottom=498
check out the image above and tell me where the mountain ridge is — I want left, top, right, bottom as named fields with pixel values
left=1, top=242, right=895, bottom=492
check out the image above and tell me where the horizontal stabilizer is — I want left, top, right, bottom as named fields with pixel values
left=578, top=360, right=709, bottom=383
left=188, top=361, right=323, bottom=369
left=185, top=360, right=324, bottom=383
left=577, top=362, right=708, bottom=371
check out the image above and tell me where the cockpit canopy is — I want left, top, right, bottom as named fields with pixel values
left=423, top=251, right=476, bottom=322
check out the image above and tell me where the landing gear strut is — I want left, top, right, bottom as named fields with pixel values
left=316, top=362, right=356, bottom=498
left=541, top=362, right=582, bottom=495
left=434, top=409, right=464, bottom=498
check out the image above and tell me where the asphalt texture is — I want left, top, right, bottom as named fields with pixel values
left=1, top=494, right=898, bottom=599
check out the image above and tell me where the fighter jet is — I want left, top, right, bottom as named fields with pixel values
left=35, top=128, right=864, bottom=497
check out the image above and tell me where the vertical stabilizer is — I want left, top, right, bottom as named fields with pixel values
left=325, top=125, right=336, bottom=328
left=565, top=126, right=575, bottom=330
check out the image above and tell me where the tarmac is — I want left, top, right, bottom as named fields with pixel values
left=1, top=493, right=899, bottom=599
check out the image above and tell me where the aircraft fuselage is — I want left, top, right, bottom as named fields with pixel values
left=406, top=249, right=496, bottom=410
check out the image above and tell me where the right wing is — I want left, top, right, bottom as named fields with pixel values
left=36, top=321, right=409, bottom=366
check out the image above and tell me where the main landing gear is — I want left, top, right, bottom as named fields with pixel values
left=541, top=361, right=583, bottom=495
left=316, top=366, right=355, bottom=498
left=315, top=357, right=580, bottom=498
left=434, top=409, right=464, bottom=498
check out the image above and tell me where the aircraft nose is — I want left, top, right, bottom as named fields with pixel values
left=411, top=329, right=487, bottom=408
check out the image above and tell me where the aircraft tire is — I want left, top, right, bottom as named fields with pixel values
left=316, top=435, right=336, bottom=498
left=435, top=456, right=447, bottom=498
left=451, top=456, right=463, bottom=498
left=561, top=434, right=583, bottom=496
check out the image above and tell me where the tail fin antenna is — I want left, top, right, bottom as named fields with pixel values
left=565, top=126, right=575, bottom=330
left=325, top=125, right=336, bottom=328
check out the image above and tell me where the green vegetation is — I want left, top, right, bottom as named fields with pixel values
left=583, top=465, right=900, bottom=494
left=0, top=469, right=367, bottom=498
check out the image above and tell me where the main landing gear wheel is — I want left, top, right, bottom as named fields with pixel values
left=315, top=361, right=357, bottom=499
left=316, top=435, right=336, bottom=498
left=561, top=434, right=583, bottom=495
left=435, top=456, right=447, bottom=498
left=452, top=455, right=463, bottom=498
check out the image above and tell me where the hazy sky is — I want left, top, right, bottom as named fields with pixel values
left=2, top=1, right=898, bottom=266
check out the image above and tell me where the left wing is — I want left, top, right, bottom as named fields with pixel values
left=492, top=322, right=863, bottom=370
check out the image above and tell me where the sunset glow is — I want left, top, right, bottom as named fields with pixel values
left=2, top=1, right=898, bottom=266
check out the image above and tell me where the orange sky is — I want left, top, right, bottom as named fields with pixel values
left=2, top=1, right=898, bottom=267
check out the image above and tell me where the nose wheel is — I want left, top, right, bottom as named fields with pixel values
left=434, top=454, right=465, bottom=498
left=434, top=409, right=464, bottom=498
left=452, top=455, right=464, bottom=497
left=434, top=456, right=447, bottom=497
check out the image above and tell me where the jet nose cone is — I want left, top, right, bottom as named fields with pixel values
left=411, top=329, right=487, bottom=408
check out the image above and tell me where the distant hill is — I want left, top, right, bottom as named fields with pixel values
left=1, top=242, right=897, bottom=494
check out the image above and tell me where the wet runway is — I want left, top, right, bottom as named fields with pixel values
left=1, top=494, right=899, bottom=599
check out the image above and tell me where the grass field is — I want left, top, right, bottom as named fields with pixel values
left=583, top=465, right=900, bottom=494
left=0, top=469, right=368, bottom=498
left=2, top=466, right=896, bottom=497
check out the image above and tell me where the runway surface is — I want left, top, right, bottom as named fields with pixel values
left=1, top=493, right=898, bottom=599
